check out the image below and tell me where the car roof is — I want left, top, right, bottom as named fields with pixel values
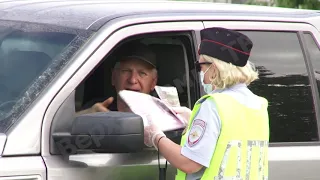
left=0, top=0, right=319, bottom=30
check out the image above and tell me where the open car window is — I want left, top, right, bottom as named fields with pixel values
left=50, top=31, right=199, bottom=155
left=77, top=33, right=198, bottom=113
left=0, top=21, right=92, bottom=133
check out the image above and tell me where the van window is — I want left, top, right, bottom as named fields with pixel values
left=239, top=31, right=318, bottom=143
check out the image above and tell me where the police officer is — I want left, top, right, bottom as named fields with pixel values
left=144, top=27, right=270, bottom=180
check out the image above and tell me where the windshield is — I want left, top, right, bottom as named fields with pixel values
left=0, top=21, right=93, bottom=133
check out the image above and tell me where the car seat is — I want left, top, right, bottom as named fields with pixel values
left=149, top=43, right=189, bottom=107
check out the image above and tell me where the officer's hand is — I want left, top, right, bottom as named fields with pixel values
left=143, top=115, right=166, bottom=148
left=172, top=106, right=192, bottom=125
left=92, top=97, right=114, bottom=113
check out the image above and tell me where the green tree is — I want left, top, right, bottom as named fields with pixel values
left=246, top=0, right=270, bottom=6
left=300, top=0, right=320, bottom=9
left=276, top=0, right=301, bottom=8
left=276, top=0, right=320, bottom=9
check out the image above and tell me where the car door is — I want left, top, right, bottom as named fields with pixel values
left=203, top=20, right=320, bottom=179
left=40, top=18, right=203, bottom=180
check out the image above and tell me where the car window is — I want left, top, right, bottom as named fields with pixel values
left=76, top=34, right=197, bottom=113
left=0, top=21, right=92, bottom=133
left=239, top=31, right=318, bottom=143
left=50, top=31, right=199, bottom=155
left=303, top=32, right=320, bottom=100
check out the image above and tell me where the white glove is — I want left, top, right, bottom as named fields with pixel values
left=143, top=115, right=166, bottom=150
left=171, top=106, right=192, bottom=125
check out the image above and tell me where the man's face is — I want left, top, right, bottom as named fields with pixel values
left=112, top=58, right=157, bottom=94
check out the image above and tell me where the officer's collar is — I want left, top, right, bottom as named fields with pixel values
left=208, top=83, right=247, bottom=94
left=210, top=88, right=224, bottom=94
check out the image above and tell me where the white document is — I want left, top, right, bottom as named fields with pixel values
left=155, top=85, right=181, bottom=107
left=118, top=90, right=186, bottom=132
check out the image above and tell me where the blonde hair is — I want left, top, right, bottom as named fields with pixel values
left=201, top=54, right=259, bottom=89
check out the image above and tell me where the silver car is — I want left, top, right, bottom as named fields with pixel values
left=1, top=0, right=320, bottom=179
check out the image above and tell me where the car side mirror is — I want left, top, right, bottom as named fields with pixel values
left=52, top=111, right=145, bottom=155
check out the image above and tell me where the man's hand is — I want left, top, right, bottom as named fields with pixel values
left=92, top=97, right=114, bottom=113
left=75, top=97, right=114, bottom=116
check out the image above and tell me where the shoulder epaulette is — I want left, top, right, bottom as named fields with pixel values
left=196, top=95, right=210, bottom=105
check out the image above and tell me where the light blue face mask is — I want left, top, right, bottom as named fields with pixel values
left=200, top=65, right=213, bottom=94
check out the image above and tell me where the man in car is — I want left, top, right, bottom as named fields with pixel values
left=76, top=41, right=158, bottom=115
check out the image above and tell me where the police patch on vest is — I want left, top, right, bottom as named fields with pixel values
left=187, top=119, right=206, bottom=147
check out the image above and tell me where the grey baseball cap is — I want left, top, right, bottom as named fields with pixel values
left=118, top=42, right=157, bottom=68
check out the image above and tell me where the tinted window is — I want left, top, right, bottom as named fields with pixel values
left=304, top=33, right=320, bottom=99
left=240, top=31, right=318, bottom=143
left=0, top=21, right=92, bottom=133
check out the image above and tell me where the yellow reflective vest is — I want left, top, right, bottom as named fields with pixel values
left=175, top=93, right=269, bottom=180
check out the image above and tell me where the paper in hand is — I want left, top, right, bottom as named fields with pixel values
left=118, top=90, right=185, bottom=132
left=155, top=86, right=181, bottom=107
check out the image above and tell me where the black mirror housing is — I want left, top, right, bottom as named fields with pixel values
left=52, top=112, right=145, bottom=155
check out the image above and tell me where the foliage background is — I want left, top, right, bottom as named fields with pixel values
left=172, top=0, right=320, bottom=10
